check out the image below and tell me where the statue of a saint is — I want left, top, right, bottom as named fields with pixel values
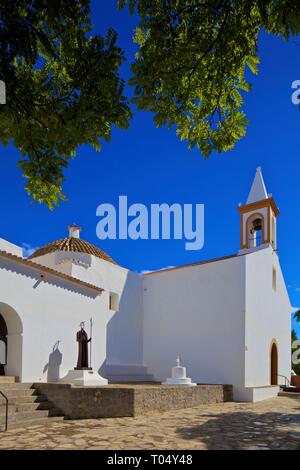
left=75, top=322, right=91, bottom=370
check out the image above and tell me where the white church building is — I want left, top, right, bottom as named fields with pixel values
left=0, top=168, right=292, bottom=401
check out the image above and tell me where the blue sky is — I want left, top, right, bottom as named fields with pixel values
left=0, top=2, right=299, bottom=333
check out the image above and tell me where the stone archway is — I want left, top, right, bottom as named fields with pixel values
left=270, top=340, right=278, bottom=385
left=0, top=303, right=23, bottom=379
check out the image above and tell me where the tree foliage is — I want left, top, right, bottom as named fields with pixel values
left=119, top=0, right=300, bottom=156
left=1, top=1, right=300, bottom=207
left=292, top=328, right=298, bottom=343
left=0, top=0, right=131, bottom=208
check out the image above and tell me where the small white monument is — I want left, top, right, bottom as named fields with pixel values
left=163, top=356, right=196, bottom=386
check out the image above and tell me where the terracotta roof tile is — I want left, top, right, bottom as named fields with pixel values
left=29, top=237, right=116, bottom=264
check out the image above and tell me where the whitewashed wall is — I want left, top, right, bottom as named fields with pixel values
left=143, top=256, right=247, bottom=395
left=0, top=238, right=23, bottom=257
left=0, top=237, right=291, bottom=398
left=244, top=246, right=291, bottom=387
left=0, top=256, right=112, bottom=382
left=33, top=252, right=144, bottom=375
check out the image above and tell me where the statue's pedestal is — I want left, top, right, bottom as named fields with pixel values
left=60, top=369, right=108, bottom=386
left=163, top=360, right=196, bottom=386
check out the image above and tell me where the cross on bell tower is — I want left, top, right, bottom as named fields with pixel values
left=238, top=167, right=279, bottom=251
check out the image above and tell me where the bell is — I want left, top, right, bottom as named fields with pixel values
left=252, top=218, right=262, bottom=231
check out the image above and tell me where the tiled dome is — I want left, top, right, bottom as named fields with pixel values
left=28, top=225, right=115, bottom=264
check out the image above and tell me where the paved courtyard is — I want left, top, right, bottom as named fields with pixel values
left=0, top=397, right=299, bottom=450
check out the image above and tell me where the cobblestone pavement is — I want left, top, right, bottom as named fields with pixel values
left=0, top=397, right=299, bottom=450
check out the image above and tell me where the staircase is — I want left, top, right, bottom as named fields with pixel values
left=278, top=386, right=300, bottom=398
left=0, top=377, right=65, bottom=431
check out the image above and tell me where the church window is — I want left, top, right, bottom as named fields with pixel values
left=109, top=292, right=119, bottom=311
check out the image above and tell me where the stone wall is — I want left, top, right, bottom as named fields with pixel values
left=33, top=384, right=134, bottom=419
left=133, top=384, right=233, bottom=416
left=33, top=384, right=233, bottom=420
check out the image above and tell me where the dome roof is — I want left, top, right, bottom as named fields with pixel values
left=28, top=226, right=116, bottom=264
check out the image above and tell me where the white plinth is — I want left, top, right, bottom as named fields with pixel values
left=163, top=364, right=196, bottom=387
left=164, top=377, right=197, bottom=386
left=60, top=369, right=108, bottom=386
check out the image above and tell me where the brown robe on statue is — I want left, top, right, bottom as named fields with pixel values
left=76, top=328, right=91, bottom=369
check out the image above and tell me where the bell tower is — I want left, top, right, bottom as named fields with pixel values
left=238, top=167, right=279, bottom=251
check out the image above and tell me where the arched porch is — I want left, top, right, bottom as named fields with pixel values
left=0, top=303, right=23, bottom=380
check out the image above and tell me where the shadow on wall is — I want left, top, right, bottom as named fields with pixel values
left=105, top=270, right=143, bottom=374
left=43, top=341, right=62, bottom=382
left=98, top=359, right=106, bottom=377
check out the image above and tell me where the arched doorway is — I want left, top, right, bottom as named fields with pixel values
left=0, top=303, right=23, bottom=379
left=270, top=340, right=278, bottom=385
left=0, top=313, right=8, bottom=375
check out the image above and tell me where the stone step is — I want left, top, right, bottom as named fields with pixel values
left=0, top=416, right=64, bottom=432
left=282, top=386, right=300, bottom=393
left=0, top=407, right=63, bottom=423
left=5, top=394, right=49, bottom=405
left=0, top=389, right=40, bottom=398
left=0, top=403, right=16, bottom=415
left=278, top=391, right=300, bottom=398
left=15, top=401, right=55, bottom=412
left=0, top=376, right=18, bottom=384
left=0, top=382, right=66, bottom=431
left=0, top=400, right=15, bottom=408
left=0, top=383, right=35, bottom=390
left=7, top=409, right=50, bottom=422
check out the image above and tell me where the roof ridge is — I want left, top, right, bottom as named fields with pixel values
left=143, top=253, right=239, bottom=277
